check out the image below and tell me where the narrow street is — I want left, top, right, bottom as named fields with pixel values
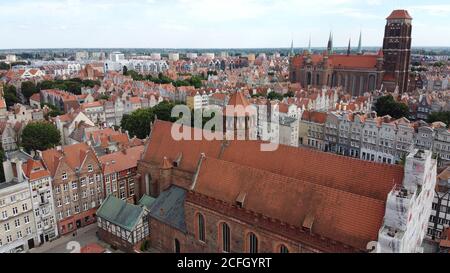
left=29, top=224, right=120, bottom=253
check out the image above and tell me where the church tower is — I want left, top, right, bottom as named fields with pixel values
left=224, top=91, right=257, bottom=141
left=327, top=32, right=334, bottom=55
left=382, top=10, right=412, bottom=93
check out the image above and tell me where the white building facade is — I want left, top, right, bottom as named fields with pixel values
left=377, top=149, right=437, bottom=253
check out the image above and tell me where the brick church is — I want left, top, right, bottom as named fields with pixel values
left=289, top=10, right=413, bottom=95
left=133, top=91, right=434, bottom=253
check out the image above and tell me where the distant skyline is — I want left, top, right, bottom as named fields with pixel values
left=0, top=0, right=449, bottom=49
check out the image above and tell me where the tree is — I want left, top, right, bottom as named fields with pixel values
left=374, top=95, right=409, bottom=119
left=283, top=91, right=295, bottom=98
left=121, top=102, right=181, bottom=139
left=21, top=81, right=38, bottom=100
left=428, top=111, right=450, bottom=127
left=152, top=101, right=177, bottom=122
left=267, top=92, right=284, bottom=101
left=123, top=66, right=128, bottom=76
left=4, top=85, right=20, bottom=107
left=121, top=108, right=154, bottom=139
left=21, top=122, right=61, bottom=153
left=97, top=94, right=110, bottom=101
left=0, top=62, right=10, bottom=70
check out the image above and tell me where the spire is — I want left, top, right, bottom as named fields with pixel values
left=290, top=39, right=294, bottom=57
left=357, top=31, right=362, bottom=55
left=347, top=38, right=351, bottom=56
left=327, top=31, right=333, bottom=54
left=308, top=35, right=312, bottom=54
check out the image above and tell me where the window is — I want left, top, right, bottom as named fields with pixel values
left=26, top=227, right=32, bottom=235
left=174, top=239, right=181, bottom=253
left=6, top=235, right=12, bottom=243
left=58, top=212, right=63, bottom=220
left=129, top=183, right=135, bottom=196
left=75, top=206, right=80, bottom=213
left=83, top=203, right=88, bottom=211
left=66, top=209, right=71, bottom=217
left=24, top=215, right=30, bottom=224
left=4, top=223, right=10, bottom=232
left=221, top=223, right=231, bottom=253
left=63, top=184, right=69, bottom=192
left=17, top=231, right=22, bottom=239
left=62, top=172, right=67, bottom=180
left=80, top=178, right=86, bottom=187
left=248, top=233, right=258, bottom=253
left=91, top=201, right=96, bottom=208
left=72, top=182, right=77, bottom=190
left=280, top=244, right=289, bottom=253
left=12, top=207, right=18, bottom=215
left=73, top=193, right=78, bottom=201
left=2, top=211, right=7, bottom=219
left=35, top=208, right=40, bottom=217
left=10, top=195, right=16, bottom=202
left=22, top=204, right=27, bottom=211
left=120, top=185, right=126, bottom=199
left=89, top=176, right=94, bottom=184
left=14, top=219, right=20, bottom=227
left=88, top=165, right=93, bottom=172
left=57, top=198, right=62, bottom=207
left=64, top=196, right=69, bottom=204
left=82, top=191, right=88, bottom=199
left=112, top=182, right=117, bottom=192
left=198, top=214, right=205, bottom=242
left=55, top=186, right=61, bottom=194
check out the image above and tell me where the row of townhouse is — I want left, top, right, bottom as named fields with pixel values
left=428, top=166, right=450, bottom=241
left=40, top=89, right=80, bottom=113
left=186, top=90, right=230, bottom=110
left=81, top=95, right=163, bottom=127
left=253, top=99, right=300, bottom=147
left=0, top=142, right=145, bottom=252
left=0, top=151, right=58, bottom=253
left=299, top=110, right=450, bottom=167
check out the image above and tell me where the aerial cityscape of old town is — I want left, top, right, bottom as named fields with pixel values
left=0, top=0, right=449, bottom=258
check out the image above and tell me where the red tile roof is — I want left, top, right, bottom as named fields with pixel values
left=144, top=120, right=404, bottom=201
left=30, top=93, right=41, bottom=102
left=329, top=55, right=379, bottom=69
left=23, top=159, right=51, bottom=181
left=227, top=91, right=250, bottom=107
left=301, top=111, right=328, bottom=124
left=193, top=156, right=387, bottom=250
left=387, top=10, right=412, bottom=20
left=99, top=146, right=144, bottom=174
left=42, top=143, right=98, bottom=176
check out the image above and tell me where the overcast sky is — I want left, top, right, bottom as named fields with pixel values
left=0, top=0, right=449, bottom=49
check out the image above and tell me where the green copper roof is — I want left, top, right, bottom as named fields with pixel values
left=139, top=194, right=156, bottom=210
left=97, top=195, right=144, bottom=231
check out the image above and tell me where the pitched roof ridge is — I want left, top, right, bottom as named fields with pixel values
left=199, top=156, right=388, bottom=204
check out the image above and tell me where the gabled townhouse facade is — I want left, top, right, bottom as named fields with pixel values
left=98, top=146, right=144, bottom=204
left=40, top=143, right=104, bottom=235
left=54, top=110, right=95, bottom=146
